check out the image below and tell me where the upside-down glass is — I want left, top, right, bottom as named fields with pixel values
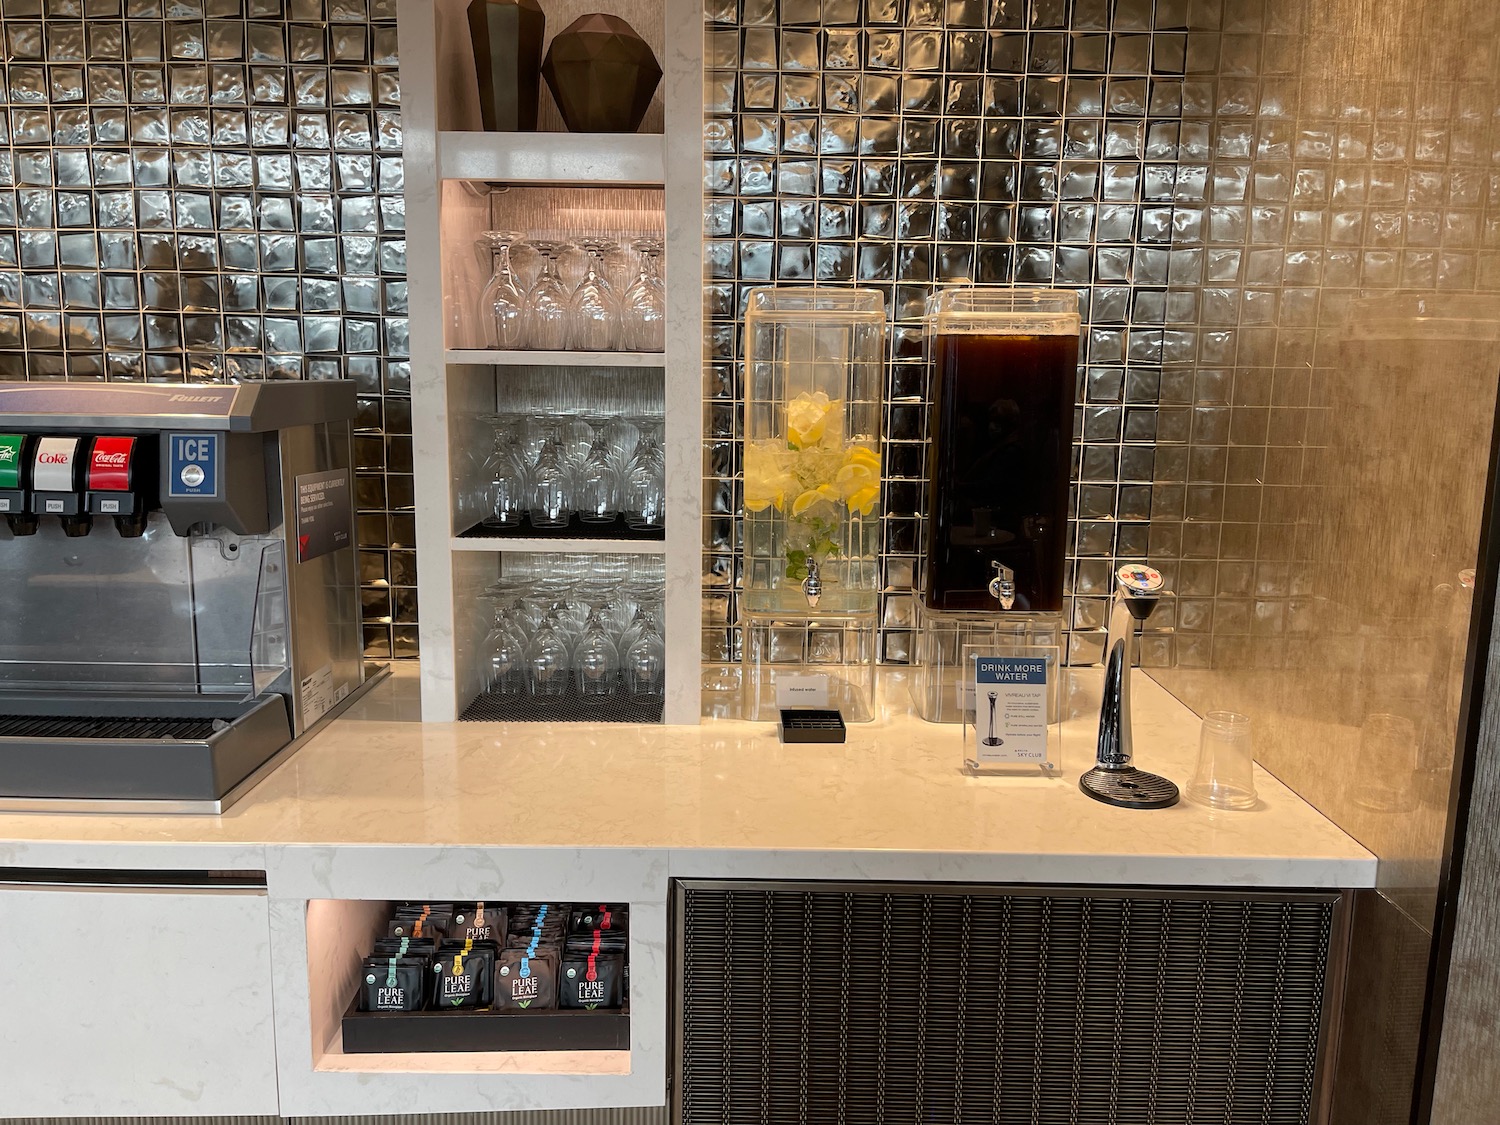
left=575, top=415, right=619, bottom=524
left=623, top=418, right=666, bottom=531
left=481, top=414, right=529, bottom=529
left=475, top=230, right=526, bottom=349
left=482, top=584, right=529, bottom=696
left=568, top=237, right=620, bottom=351
left=624, top=608, right=666, bottom=699
left=621, top=237, right=665, bottom=352
left=523, top=238, right=572, bottom=350
left=574, top=587, right=621, bottom=704
left=524, top=596, right=572, bottom=703
left=528, top=416, right=575, bottom=529
left=1185, top=711, right=1257, bottom=810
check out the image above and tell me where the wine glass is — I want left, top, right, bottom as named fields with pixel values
left=623, top=607, right=666, bottom=700
left=621, top=237, right=665, bottom=352
left=475, top=230, right=526, bottom=350
left=524, top=595, right=573, bottom=703
left=523, top=238, right=572, bottom=351
left=574, top=585, right=621, bottom=704
left=575, top=415, right=619, bottom=525
left=623, top=417, right=666, bottom=532
left=482, top=582, right=529, bottom=696
left=528, top=415, right=575, bottom=530
left=567, top=237, right=620, bottom=351
left=480, top=413, right=529, bottom=529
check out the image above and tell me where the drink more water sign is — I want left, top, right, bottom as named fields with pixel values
left=971, top=655, right=1049, bottom=764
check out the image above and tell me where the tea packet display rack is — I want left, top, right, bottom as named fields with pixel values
left=342, top=901, right=630, bottom=1054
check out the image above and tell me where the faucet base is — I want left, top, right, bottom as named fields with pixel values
left=1080, top=766, right=1180, bottom=809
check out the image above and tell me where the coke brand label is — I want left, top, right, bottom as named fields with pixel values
left=88, top=436, right=135, bottom=492
left=31, top=437, right=79, bottom=494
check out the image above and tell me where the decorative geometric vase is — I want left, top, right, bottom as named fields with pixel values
left=467, top=0, right=545, bottom=131
left=541, top=14, right=663, bottom=133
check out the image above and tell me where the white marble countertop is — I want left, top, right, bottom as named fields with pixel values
left=0, top=666, right=1375, bottom=889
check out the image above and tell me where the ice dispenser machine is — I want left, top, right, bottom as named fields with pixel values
left=0, top=381, right=366, bottom=811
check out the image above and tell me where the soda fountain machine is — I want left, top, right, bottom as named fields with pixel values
left=0, top=380, right=368, bottom=812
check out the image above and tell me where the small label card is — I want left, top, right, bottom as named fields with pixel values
left=970, top=655, right=1049, bottom=765
left=776, top=672, right=830, bottom=709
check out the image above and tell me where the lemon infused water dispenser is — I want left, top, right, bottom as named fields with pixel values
left=739, top=288, right=885, bottom=723
left=0, top=381, right=367, bottom=811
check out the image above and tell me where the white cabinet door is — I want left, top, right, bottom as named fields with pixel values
left=0, top=877, right=279, bottom=1117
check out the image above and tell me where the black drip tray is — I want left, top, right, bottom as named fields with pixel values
left=458, top=515, right=664, bottom=542
left=0, top=692, right=292, bottom=802
left=0, top=714, right=222, bottom=741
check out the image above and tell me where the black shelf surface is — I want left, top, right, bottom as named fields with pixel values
left=342, top=995, right=629, bottom=1054
left=460, top=681, right=664, bottom=724
left=457, top=515, right=664, bottom=542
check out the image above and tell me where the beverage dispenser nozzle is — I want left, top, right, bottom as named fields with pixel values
left=1080, top=564, right=1180, bottom=809
left=802, top=557, right=823, bottom=609
left=0, top=433, right=38, bottom=536
left=988, top=562, right=1017, bottom=609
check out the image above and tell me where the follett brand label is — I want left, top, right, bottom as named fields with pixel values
left=31, top=436, right=79, bottom=493
left=0, top=435, right=23, bottom=490
left=88, top=436, right=135, bottom=492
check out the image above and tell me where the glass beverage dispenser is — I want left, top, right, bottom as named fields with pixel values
left=740, top=287, right=885, bottom=722
left=921, top=288, right=1080, bottom=612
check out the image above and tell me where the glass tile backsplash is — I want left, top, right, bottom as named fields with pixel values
left=700, top=0, right=1500, bottom=668
left=0, top=0, right=413, bottom=659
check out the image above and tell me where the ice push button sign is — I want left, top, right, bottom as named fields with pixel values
left=167, top=433, right=218, bottom=498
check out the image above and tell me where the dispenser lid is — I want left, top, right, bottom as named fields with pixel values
left=0, top=380, right=355, bottom=433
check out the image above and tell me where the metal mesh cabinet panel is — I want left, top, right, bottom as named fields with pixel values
left=676, top=883, right=1342, bottom=1125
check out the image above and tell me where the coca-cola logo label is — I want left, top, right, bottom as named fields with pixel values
left=92, top=452, right=129, bottom=466
left=37, top=452, right=71, bottom=464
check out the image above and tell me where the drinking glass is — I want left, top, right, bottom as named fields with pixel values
left=480, top=413, right=529, bottom=529
left=481, top=583, right=529, bottom=696
left=475, top=230, right=526, bottom=349
left=1351, top=712, right=1418, bottom=813
left=574, top=587, right=621, bottom=704
left=524, top=598, right=573, bottom=703
left=623, top=417, right=666, bottom=531
left=621, top=237, right=666, bottom=352
left=523, top=238, right=572, bottom=350
left=1185, top=711, right=1257, bottom=810
left=528, top=415, right=575, bottom=529
left=623, top=608, right=666, bottom=700
left=567, top=237, right=620, bottom=351
left=575, top=415, right=619, bottom=524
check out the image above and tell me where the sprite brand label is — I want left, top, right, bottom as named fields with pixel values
left=0, top=435, right=23, bottom=490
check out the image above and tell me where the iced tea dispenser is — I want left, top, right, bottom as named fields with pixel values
left=921, top=288, right=1080, bottom=613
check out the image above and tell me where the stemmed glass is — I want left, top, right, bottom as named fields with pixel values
left=623, top=607, right=666, bottom=701
left=574, top=584, right=621, bottom=704
left=524, top=593, right=573, bottom=703
left=621, top=237, right=665, bottom=352
left=567, top=237, right=620, bottom=351
left=528, top=415, right=575, bottom=530
left=480, top=414, right=529, bottom=529
left=481, top=582, right=529, bottom=696
left=523, top=238, right=572, bottom=350
left=623, top=417, right=666, bottom=532
left=575, top=415, right=619, bottom=525
left=475, top=230, right=526, bottom=350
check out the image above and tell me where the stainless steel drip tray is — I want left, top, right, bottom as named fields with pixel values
left=0, top=692, right=292, bottom=802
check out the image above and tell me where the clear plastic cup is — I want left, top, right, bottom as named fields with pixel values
left=1186, top=711, right=1257, bottom=810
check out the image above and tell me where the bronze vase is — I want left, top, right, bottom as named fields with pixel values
left=467, top=0, right=545, bottom=131
left=541, top=14, right=663, bottom=133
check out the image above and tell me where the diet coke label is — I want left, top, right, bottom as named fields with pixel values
left=88, top=436, right=135, bottom=492
left=31, top=437, right=80, bottom=494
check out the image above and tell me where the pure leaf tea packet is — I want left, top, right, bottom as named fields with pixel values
left=566, top=910, right=627, bottom=955
left=360, top=955, right=425, bottom=1012
left=507, top=902, right=565, bottom=948
left=389, top=904, right=452, bottom=941
left=561, top=952, right=622, bottom=1011
left=433, top=938, right=492, bottom=1009
left=495, top=946, right=559, bottom=1011
left=452, top=901, right=507, bottom=945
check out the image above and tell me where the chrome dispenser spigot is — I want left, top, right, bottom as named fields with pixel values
left=988, top=561, right=1016, bottom=609
left=802, top=557, right=823, bottom=609
left=1079, top=563, right=1180, bottom=810
left=1096, top=564, right=1164, bottom=770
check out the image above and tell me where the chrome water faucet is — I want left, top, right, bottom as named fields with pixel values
left=1096, top=564, right=1165, bottom=769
